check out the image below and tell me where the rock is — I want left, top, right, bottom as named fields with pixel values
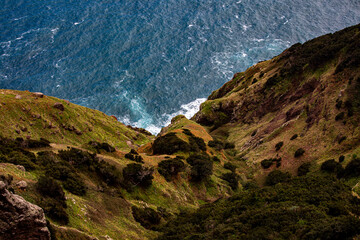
left=15, top=95, right=22, bottom=99
left=75, top=130, right=82, bottom=135
left=33, top=92, right=44, bottom=98
left=0, top=181, right=50, bottom=239
left=16, top=181, right=27, bottom=190
left=53, top=102, right=64, bottom=111
left=16, top=165, right=26, bottom=172
left=15, top=129, right=20, bottom=134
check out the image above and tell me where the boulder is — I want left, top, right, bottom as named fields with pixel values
left=33, top=92, right=44, bottom=98
left=16, top=181, right=27, bottom=190
left=0, top=181, right=50, bottom=239
left=53, top=102, right=64, bottom=111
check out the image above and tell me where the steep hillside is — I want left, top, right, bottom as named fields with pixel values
left=193, top=23, right=360, bottom=182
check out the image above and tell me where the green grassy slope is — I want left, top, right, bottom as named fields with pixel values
left=0, top=89, right=152, bottom=150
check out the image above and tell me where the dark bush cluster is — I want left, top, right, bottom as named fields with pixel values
left=157, top=172, right=360, bottom=240
left=122, top=163, right=154, bottom=191
left=152, top=133, right=190, bottom=155
left=158, top=157, right=186, bottom=182
left=124, top=149, right=144, bottom=163
left=36, top=175, right=68, bottom=225
left=15, top=137, right=51, bottom=148
left=58, top=148, right=121, bottom=186
left=297, top=162, right=311, bottom=176
left=186, top=153, right=213, bottom=182
left=0, top=137, right=37, bottom=170
left=294, top=148, right=305, bottom=158
left=343, top=158, right=360, bottom=178
left=275, top=141, right=283, bottom=151
left=223, top=162, right=237, bottom=172
left=335, top=112, right=345, bottom=121
left=208, top=139, right=235, bottom=150
left=265, top=170, right=291, bottom=186
left=290, top=134, right=298, bottom=140
left=221, top=172, right=239, bottom=190
left=321, top=159, right=344, bottom=176
left=261, top=158, right=282, bottom=169
left=132, top=206, right=161, bottom=230
left=88, top=141, right=115, bottom=153
left=189, top=136, right=206, bottom=152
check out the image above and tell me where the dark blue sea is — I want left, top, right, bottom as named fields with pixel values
left=1, top=0, right=360, bottom=133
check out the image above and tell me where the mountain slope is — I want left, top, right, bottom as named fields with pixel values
left=193, top=23, right=360, bottom=181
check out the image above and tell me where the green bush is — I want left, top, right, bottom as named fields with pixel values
left=224, top=162, right=237, bottom=172
left=343, top=158, right=360, bottom=178
left=294, top=148, right=305, bottom=158
left=36, top=175, right=66, bottom=201
left=265, top=170, right=291, bottom=186
left=132, top=206, right=161, bottom=230
left=89, top=141, right=115, bottom=152
left=275, top=141, right=284, bottom=151
left=221, top=172, right=239, bottom=190
left=261, top=159, right=274, bottom=169
left=321, top=159, right=344, bottom=176
left=186, top=153, right=213, bottom=182
left=122, top=163, right=154, bottom=190
left=208, top=139, right=225, bottom=150
left=189, top=136, right=206, bottom=152
left=290, top=134, right=298, bottom=140
left=339, top=155, right=345, bottom=163
left=125, top=151, right=144, bottom=163
left=152, top=133, right=190, bottom=154
left=158, top=158, right=186, bottom=182
left=182, top=129, right=194, bottom=136
left=40, top=198, right=69, bottom=225
left=298, top=162, right=311, bottom=176
left=335, top=112, right=345, bottom=121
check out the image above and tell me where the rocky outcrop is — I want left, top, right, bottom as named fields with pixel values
left=0, top=181, right=50, bottom=240
left=53, top=102, right=64, bottom=111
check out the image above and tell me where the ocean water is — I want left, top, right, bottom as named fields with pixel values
left=1, top=0, right=360, bottom=134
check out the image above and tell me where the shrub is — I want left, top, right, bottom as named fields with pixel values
left=212, top=156, right=220, bottom=162
left=62, top=174, right=86, bottom=196
left=221, top=172, right=239, bottom=190
left=7, top=151, right=37, bottom=170
left=186, top=153, right=213, bottom=182
left=125, top=151, right=144, bottom=163
left=152, top=133, right=190, bottom=154
left=339, top=155, right=345, bottom=163
left=122, top=163, right=154, bottom=190
left=182, top=129, right=194, bottom=136
left=88, top=141, right=115, bottom=152
left=224, top=162, right=237, bottom=172
left=335, top=100, right=342, bottom=109
left=158, top=158, right=186, bottom=182
left=294, top=148, right=305, bottom=158
left=261, top=159, right=274, bottom=169
left=275, top=141, right=283, bottom=151
left=290, top=134, right=298, bottom=140
left=208, top=139, right=225, bottom=150
left=343, top=158, right=360, bottom=178
left=40, top=198, right=69, bottom=225
left=224, top=142, right=235, bottom=149
left=298, top=162, right=311, bottom=176
left=338, top=136, right=347, bottom=144
left=189, top=136, right=206, bottom=152
left=36, top=175, right=66, bottom=202
left=335, top=112, right=345, bottom=121
left=265, top=170, right=291, bottom=186
left=321, top=159, right=344, bottom=176
left=132, top=206, right=161, bottom=229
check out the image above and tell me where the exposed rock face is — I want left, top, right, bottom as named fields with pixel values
left=0, top=181, right=50, bottom=240
left=53, top=102, right=64, bottom=111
